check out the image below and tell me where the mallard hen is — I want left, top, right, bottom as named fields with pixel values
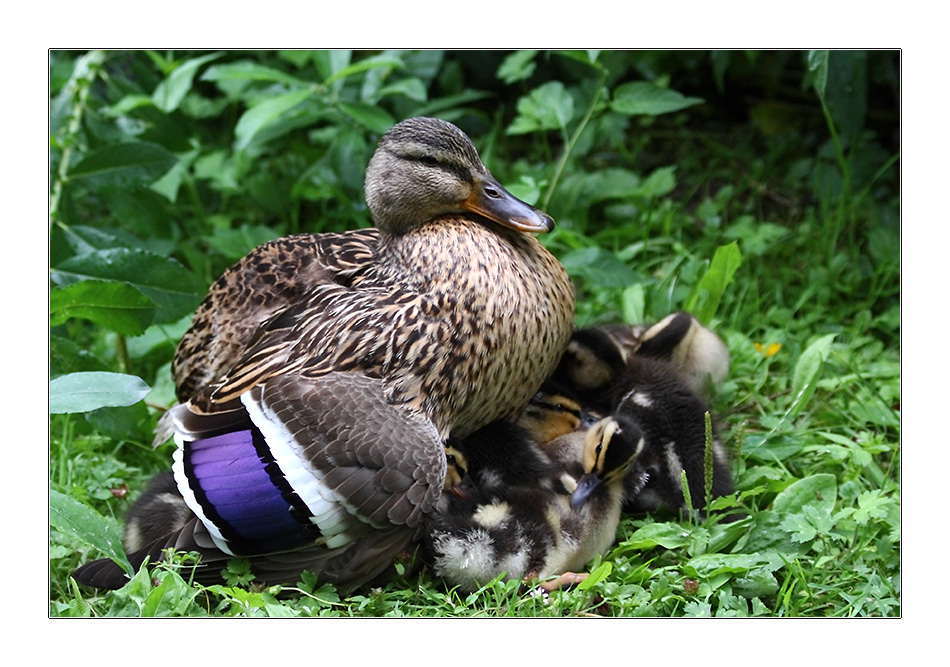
left=73, top=117, right=575, bottom=592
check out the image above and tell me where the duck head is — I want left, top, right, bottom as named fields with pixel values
left=365, top=117, right=554, bottom=235
left=571, top=416, right=645, bottom=509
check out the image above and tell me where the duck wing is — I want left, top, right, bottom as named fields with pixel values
left=172, top=230, right=378, bottom=403
left=77, top=371, right=446, bottom=591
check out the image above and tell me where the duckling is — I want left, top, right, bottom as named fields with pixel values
left=592, top=355, right=733, bottom=513
left=73, top=117, right=575, bottom=592
left=122, top=471, right=194, bottom=554
left=553, top=311, right=730, bottom=410
left=423, top=391, right=631, bottom=593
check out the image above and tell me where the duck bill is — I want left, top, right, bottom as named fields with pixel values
left=570, top=473, right=603, bottom=510
left=462, top=173, right=555, bottom=233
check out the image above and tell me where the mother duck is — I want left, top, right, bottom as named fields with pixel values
left=74, top=117, right=575, bottom=591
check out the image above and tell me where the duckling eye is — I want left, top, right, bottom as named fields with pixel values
left=446, top=454, right=456, bottom=466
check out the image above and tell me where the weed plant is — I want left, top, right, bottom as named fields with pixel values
left=49, top=50, right=899, bottom=617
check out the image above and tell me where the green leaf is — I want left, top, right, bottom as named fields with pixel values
left=686, top=241, right=742, bottom=323
left=497, top=50, right=538, bottom=84
left=323, top=53, right=403, bottom=86
left=623, top=522, right=692, bottom=550
left=773, top=474, right=837, bottom=515
left=621, top=283, right=645, bottom=325
left=560, top=246, right=638, bottom=288
left=234, top=88, right=315, bottom=151
left=634, top=166, right=677, bottom=199
left=201, top=61, right=310, bottom=87
left=684, top=551, right=785, bottom=579
left=50, top=489, right=132, bottom=575
left=611, top=81, right=704, bottom=116
left=51, top=248, right=206, bottom=323
left=50, top=371, right=151, bottom=414
left=150, top=146, right=199, bottom=202
left=507, top=81, right=574, bottom=135
left=789, top=333, right=836, bottom=415
left=152, top=52, right=222, bottom=113
left=338, top=102, right=395, bottom=134
left=50, top=281, right=155, bottom=335
left=807, top=50, right=830, bottom=102
left=853, top=489, right=892, bottom=526
left=577, top=561, right=612, bottom=590
left=67, top=142, right=177, bottom=188
left=374, top=78, right=428, bottom=103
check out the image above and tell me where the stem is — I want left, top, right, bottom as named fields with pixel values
left=50, top=50, right=107, bottom=230
left=541, top=71, right=607, bottom=212
left=115, top=333, right=131, bottom=375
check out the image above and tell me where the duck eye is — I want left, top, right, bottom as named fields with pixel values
left=420, top=155, right=439, bottom=167
left=484, top=185, right=501, bottom=199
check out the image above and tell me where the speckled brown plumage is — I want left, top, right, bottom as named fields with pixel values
left=189, top=216, right=573, bottom=440
left=172, top=229, right=378, bottom=402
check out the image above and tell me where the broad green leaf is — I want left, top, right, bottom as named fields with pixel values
left=51, top=247, right=205, bottom=323
left=686, top=241, right=742, bottom=323
left=374, top=78, right=428, bottom=103
left=497, top=50, right=538, bottom=84
left=560, top=246, right=638, bottom=288
left=554, top=50, right=602, bottom=68
left=338, top=102, right=395, bottom=134
left=611, top=81, right=704, bottom=117
left=67, top=142, right=177, bottom=187
left=152, top=52, right=222, bottom=112
left=50, top=489, right=132, bottom=575
left=50, top=281, right=155, bottom=335
left=323, top=53, right=403, bottom=86
left=634, top=166, right=677, bottom=199
left=789, top=333, right=836, bottom=415
left=201, top=61, right=310, bottom=87
left=773, top=473, right=837, bottom=515
left=50, top=371, right=151, bottom=414
left=852, top=489, right=892, bottom=526
left=623, top=522, right=691, bottom=550
left=684, top=550, right=785, bottom=579
left=580, top=168, right=641, bottom=204
left=149, top=145, right=200, bottom=203
left=621, top=283, right=645, bottom=325
left=507, top=81, right=574, bottom=135
left=234, top=88, right=315, bottom=151
left=311, top=50, right=352, bottom=83
left=577, top=561, right=612, bottom=590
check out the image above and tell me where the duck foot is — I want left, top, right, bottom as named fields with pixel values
left=534, top=571, right=589, bottom=593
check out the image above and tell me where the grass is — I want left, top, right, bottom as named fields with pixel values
left=48, top=49, right=899, bottom=618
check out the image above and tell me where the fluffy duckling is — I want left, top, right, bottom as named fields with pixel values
left=591, top=355, right=733, bottom=513
left=554, top=311, right=730, bottom=410
left=121, top=471, right=193, bottom=554
left=424, top=391, right=630, bottom=593
left=73, top=117, right=575, bottom=592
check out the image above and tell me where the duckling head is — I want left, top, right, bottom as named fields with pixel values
left=517, top=390, right=585, bottom=445
left=571, top=416, right=645, bottom=509
left=365, top=117, right=554, bottom=236
left=443, top=445, right=469, bottom=496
